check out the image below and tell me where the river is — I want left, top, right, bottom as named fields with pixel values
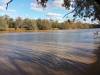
left=0, top=29, right=100, bottom=75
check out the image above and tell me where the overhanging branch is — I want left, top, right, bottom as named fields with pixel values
left=6, top=0, right=13, bottom=10
left=63, top=6, right=78, bottom=18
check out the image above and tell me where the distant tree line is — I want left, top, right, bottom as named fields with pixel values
left=0, top=15, right=97, bottom=31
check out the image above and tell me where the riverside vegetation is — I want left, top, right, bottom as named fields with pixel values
left=0, top=15, right=98, bottom=32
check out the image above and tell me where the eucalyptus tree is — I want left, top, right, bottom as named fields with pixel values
left=5, top=0, right=100, bottom=23
left=36, top=0, right=100, bottom=21
left=7, top=18, right=15, bottom=28
left=15, top=17, right=23, bottom=30
left=0, top=16, right=8, bottom=30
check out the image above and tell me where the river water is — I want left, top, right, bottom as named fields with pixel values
left=0, top=29, right=100, bottom=75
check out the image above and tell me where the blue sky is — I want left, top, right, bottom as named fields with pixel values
left=0, top=0, right=98, bottom=24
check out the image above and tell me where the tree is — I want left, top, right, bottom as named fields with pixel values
left=36, top=19, right=45, bottom=30
left=31, top=19, right=37, bottom=30
left=41, top=19, right=52, bottom=30
left=0, top=16, right=8, bottom=30
left=37, top=0, right=100, bottom=21
left=7, top=18, right=15, bottom=28
left=15, top=17, right=23, bottom=30
left=5, top=0, right=100, bottom=22
left=51, top=21, right=59, bottom=29
left=23, top=18, right=33, bottom=30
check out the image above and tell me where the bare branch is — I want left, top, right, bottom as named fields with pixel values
left=6, top=0, right=13, bottom=10
left=63, top=6, right=77, bottom=18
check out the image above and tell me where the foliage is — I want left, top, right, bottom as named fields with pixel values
left=4, top=0, right=100, bottom=22
left=36, top=0, right=100, bottom=21
left=0, top=16, right=8, bottom=30
left=0, top=15, right=96, bottom=31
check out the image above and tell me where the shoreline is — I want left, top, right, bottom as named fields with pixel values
left=0, top=28, right=99, bottom=33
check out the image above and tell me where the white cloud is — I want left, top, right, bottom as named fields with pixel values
left=0, top=5, right=16, bottom=16
left=0, top=0, right=16, bottom=18
left=0, top=0, right=13, bottom=11
left=0, top=5, right=16, bottom=12
left=0, top=6, right=5, bottom=11
left=30, top=3, right=44, bottom=11
left=46, top=12, right=64, bottom=22
left=30, top=0, right=65, bottom=11
left=47, top=12, right=62, bottom=17
left=0, top=0, right=9, bottom=11
left=3, top=0, right=11, bottom=4
left=52, top=0, right=64, bottom=8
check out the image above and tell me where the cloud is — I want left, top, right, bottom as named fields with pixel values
left=30, top=3, right=44, bottom=11
left=0, top=6, right=5, bottom=11
left=0, top=0, right=9, bottom=11
left=30, top=0, right=65, bottom=11
left=47, top=12, right=62, bottom=17
left=0, top=5, right=16, bottom=12
left=46, top=13, right=64, bottom=22
left=3, top=0, right=11, bottom=4
left=52, top=0, right=64, bottom=8
left=0, top=5, right=16, bottom=16
left=46, top=12, right=65, bottom=22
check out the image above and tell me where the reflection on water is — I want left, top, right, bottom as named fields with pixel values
left=0, top=29, right=100, bottom=75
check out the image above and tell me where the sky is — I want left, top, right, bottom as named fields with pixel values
left=0, top=0, right=98, bottom=24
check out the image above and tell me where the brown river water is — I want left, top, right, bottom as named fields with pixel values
left=0, top=29, right=100, bottom=75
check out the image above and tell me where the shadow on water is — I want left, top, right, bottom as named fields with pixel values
left=0, top=44, right=90, bottom=75
left=0, top=44, right=99, bottom=75
left=7, top=51, right=89, bottom=75
left=0, top=30, right=100, bottom=75
left=86, top=37, right=100, bottom=75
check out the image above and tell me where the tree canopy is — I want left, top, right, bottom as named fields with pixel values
left=37, top=0, right=100, bottom=21
left=4, top=0, right=100, bottom=22
left=0, top=15, right=95, bottom=31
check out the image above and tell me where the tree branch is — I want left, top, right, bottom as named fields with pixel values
left=63, top=6, right=78, bottom=18
left=6, top=0, right=13, bottom=10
